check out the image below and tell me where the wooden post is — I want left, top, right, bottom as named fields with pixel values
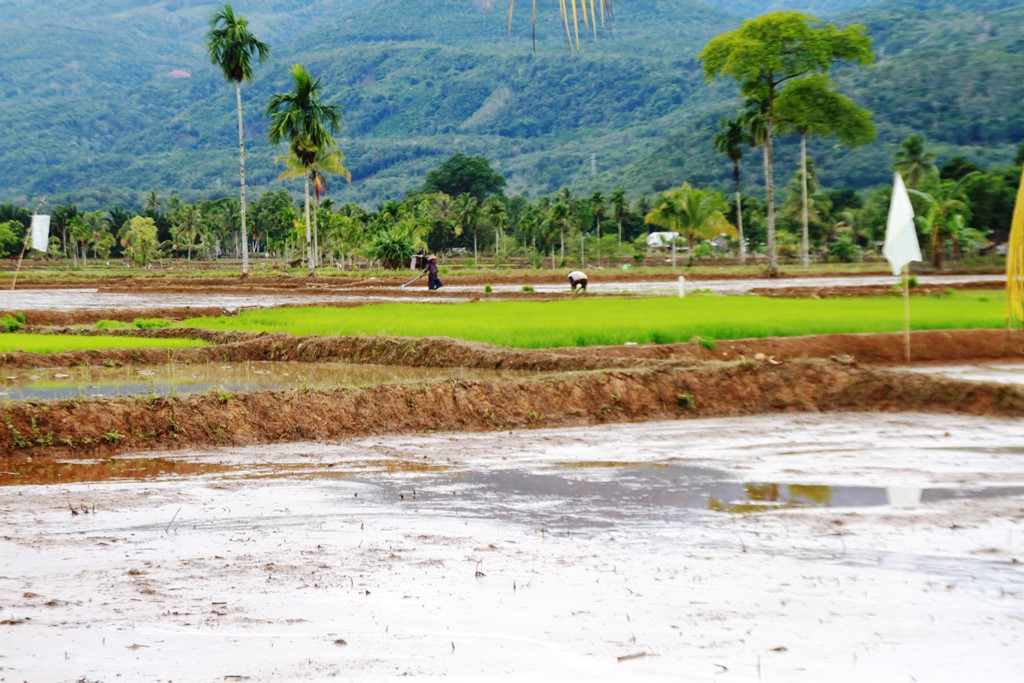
left=903, top=265, right=911, bottom=364
left=10, top=198, right=46, bottom=291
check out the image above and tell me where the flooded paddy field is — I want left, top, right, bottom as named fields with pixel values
left=2, top=413, right=1021, bottom=682
left=2, top=273, right=1004, bottom=310
left=0, top=361, right=519, bottom=402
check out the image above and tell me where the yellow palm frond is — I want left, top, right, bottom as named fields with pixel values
left=510, top=1, right=612, bottom=51
left=1008, top=167, right=1024, bottom=324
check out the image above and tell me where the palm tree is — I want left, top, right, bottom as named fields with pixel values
left=208, top=3, right=270, bottom=276
left=454, top=193, right=480, bottom=261
left=588, top=191, right=605, bottom=265
left=645, top=183, right=736, bottom=266
left=482, top=195, right=507, bottom=258
left=893, top=134, right=937, bottom=189
left=909, top=173, right=978, bottom=270
left=266, top=64, right=341, bottom=276
left=610, top=189, right=627, bottom=246
left=713, top=115, right=750, bottom=264
left=276, top=147, right=351, bottom=268
left=170, top=203, right=202, bottom=261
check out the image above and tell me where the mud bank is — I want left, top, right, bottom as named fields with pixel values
left=2, top=359, right=1022, bottom=457
left=3, top=328, right=1022, bottom=372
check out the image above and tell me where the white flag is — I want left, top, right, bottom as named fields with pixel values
left=882, top=172, right=921, bottom=276
left=30, top=215, right=51, bottom=253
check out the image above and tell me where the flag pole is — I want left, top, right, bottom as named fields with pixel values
left=903, top=265, right=911, bottom=364
left=10, top=197, right=46, bottom=291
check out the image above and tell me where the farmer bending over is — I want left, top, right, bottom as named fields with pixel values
left=567, top=270, right=588, bottom=293
left=424, top=254, right=443, bottom=290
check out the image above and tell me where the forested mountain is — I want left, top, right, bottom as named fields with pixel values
left=0, top=0, right=1019, bottom=210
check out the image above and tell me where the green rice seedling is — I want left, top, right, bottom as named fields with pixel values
left=179, top=291, right=1006, bottom=349
left=94, top=319, right=132, bottom=329
left=1, top=312, right=26, bottom=332
left=133, top=318, right=173, bottom=329
left=0, top=334, right=208, bottom=355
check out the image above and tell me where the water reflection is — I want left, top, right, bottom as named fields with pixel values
left=369, top=462, right=1024, bottom=529
left=0, top=457, right=235, bottom=486
left=0, top=361, right=519, bottom=401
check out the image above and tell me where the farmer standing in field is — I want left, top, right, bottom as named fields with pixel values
left=424, top=254, right=443, bottom=291
left=567, top=270, right=587, bottom=293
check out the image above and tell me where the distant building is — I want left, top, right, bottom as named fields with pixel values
left=646, top=232, right=682, bottom=250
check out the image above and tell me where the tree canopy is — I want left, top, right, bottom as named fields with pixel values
left=422, top=153, right=506, bottom=202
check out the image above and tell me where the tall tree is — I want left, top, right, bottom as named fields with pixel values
left=482, top=195, right=508, bottom=258
left=208, top=3, right=270, bottom=276
left=893, top=134, right=938, bottom=189
left=588, top=191, right=605, bottom=265
left=276, top=147, right=351, bottom=268
left=422, top=153, right=505, bottom=202
left=453, top=193, right=480, bottom=261
left=266, top=64, right=342, bottom=276
left=775, top=73, right=876, bottom=267
left=713, top=115, right=751, bottom=264
left=610, top=189, right=627, bottom=245
left=699, top=11, right=873, bottom=276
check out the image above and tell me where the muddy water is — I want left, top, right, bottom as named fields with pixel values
left=4, top=274, right=1005, bottom=309
left=0, top=360, right=519, bottom=401
left=446, top=273, right=1006, bottom=295
left=1, top=288, right=454, bottom=310
left=2, top=413, right=1021, bottom=682
left=903, top=361, right=1024, bottom=385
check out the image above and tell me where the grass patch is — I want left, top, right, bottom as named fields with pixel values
left=179, top=291, right=1006, bottom=349
left=0, top=334, right=208, bottom=354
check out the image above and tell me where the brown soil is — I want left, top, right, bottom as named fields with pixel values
left=1, top=271, right=1018, bottom=460
left=2, top=328, right=1020, bottom=372
left=1, top=327, right=1022, bottom=459
left=2, top=359, right=1021, bottom=459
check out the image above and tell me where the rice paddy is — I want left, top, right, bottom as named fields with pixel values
left=0, top=334, right=208, bottom=354
left=180, top=291, right=1006, bottom=348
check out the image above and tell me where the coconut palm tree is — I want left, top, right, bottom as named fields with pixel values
left=893, top=134, right=938, bottom=190
left=208, top=3, right=270, bottom=276
left=276, top=147, right=351, bottom=268
left=170, top=203, right=202, bottom=261
left=909, top=173, right=978, bottom=270
left=645, top=183, right=736, bottom=266
left=266, top=64, right=342, bottom=276
left=588, top=191, right=605, bottom=265
left=610, top=189, right=627, bottom=245
left=482, top=195, right=508, bottom=258
left=713, top=115, right=750, bottom=264
left=453, top=193, right=480, bottom=261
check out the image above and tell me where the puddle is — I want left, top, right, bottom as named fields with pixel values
left=368, top=462, right=1024, bottom=528
left=0, top=361, right=520, bottom=401
left=0, top=457, right=235, bottom=486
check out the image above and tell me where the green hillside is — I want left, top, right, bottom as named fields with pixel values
left=0, top=0, right=1019, bottom=210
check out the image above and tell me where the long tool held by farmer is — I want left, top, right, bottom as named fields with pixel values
left=399, top=273, right=424, bottom=288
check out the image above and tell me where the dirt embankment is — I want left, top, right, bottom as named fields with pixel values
left=3, top=328, right=1020, bottom=372
left=2, top=359, right=1022, bottom=458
